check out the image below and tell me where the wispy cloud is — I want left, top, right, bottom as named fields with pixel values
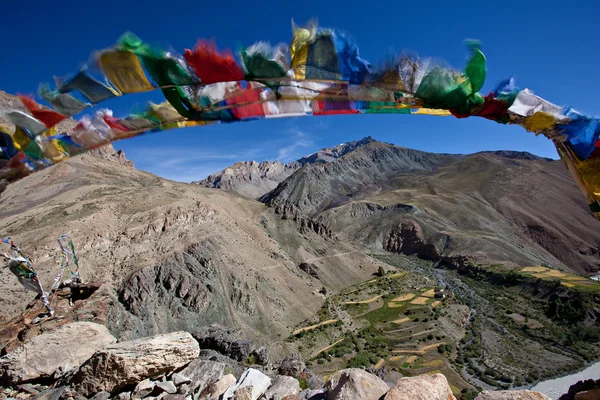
left=276, top=127, right=313, bottom=162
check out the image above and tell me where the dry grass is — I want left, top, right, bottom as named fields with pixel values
left=423, top=359, right=444, bottom=368
left=388, top=272, right=406, bottom=279
left=374, top=359, right=385, bottom=368
left=422, top=343, right=444, bottom=351
left=561, top=282, right=576, bottom=288
left=388, top=355, right=405, bottom=362
left=422, top=289, right=436, bottom=298
left=345, top=295, right=382, bottom=305
left=410, top=297, right=430, bottom=305
left=431, top=301, right=441, bottom=308
left=292, top=319, right=338, bottom=336
left=391, top=317, right=410, bottom=324
left=388, top=302, right=404, bottom=308
left=391, top=293, right=416, bottom=302
left=405, top=355, right=418, bottom=364
left=521, top=266, right=548, bottom=273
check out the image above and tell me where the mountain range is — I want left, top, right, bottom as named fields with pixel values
left=198, top=136, right=600, bottom=276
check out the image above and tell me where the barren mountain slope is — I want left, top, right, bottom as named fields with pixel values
left=194, top=137, right=383, bottom=198
left=0, top=152, right=382, bottom=343
left=262, top=141, right=600, bottom=274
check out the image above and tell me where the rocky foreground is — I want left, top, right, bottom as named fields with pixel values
left=0, top=322, right=557, bottom=400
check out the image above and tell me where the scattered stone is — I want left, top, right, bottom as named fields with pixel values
left=15, top=383, right=39, bottom=395
left=0, top=322, right=116, bottom=385
left=202, top=373, right=236, bottom=400
left=250, top=347, right=269, bottom=366
left=177, top=384, right=190, bottom=395
left=264, top=375, right=301, bottom=400
left=157, top=381, right=177, bottom=394
left=384, top=373, right=456, bottom=400
left=179, top=359, right=225, bottom=392
left=69, top=331, right=199, bottom=397
left=278, top=356, right=305, bottom=377
left=475, top=390, right=552, bottom=400
left=326, top=368, right=388, bottom=400
left=291, top=388, right=327, bottom=400
left=134, top=379, right=156, bottom=398
left=32, top=386, right=66, bottom=400
left=223, top=368, right=271, bottom=400
left=89, top=392, right=111, bottom=400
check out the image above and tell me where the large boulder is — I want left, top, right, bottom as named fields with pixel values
left=278, top=356, right=306, bottom=377
left=264, top=375, right=301, bottom=400
left=0, top=322, right=115, bottom=385
left=179, top=359, right=225, bottom=392
left=384, top=373, right=456, bottom=400
left=69, top=331, right=199, bottom=396
left=326, top=368, right=389, bottom=400
left=475, top=391, right=552, bottom=400
left=223, top=368, right=272, bottom=400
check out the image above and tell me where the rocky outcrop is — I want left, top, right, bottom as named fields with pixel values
left=0, top=322, right=115, bottom=385
left=384, top=221, right=439, bottom=261
left=278, top=355, right=306, bottom=377
left=475, top=390, right=552, bottom=400
left=326, top=368, right=389, bottom=400
left=89, top=145, right=134, bottom=167
left=383, top=373, right=457, bottom=400
left=272, top=201, right=333, bottom=239
left=194, top=161, right=301, bottom=199
left=68, top=331, right=199, bottom=396
left=559, top=378, right=600, bottom=400
left=203, top=373, right=236, bottom=399
left=299, top=263, right=319, bottom=279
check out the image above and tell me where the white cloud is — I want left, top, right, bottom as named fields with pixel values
left=277, top=139, right=313, bottom=161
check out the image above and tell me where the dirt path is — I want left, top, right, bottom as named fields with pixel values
left=345, top=295, right=382, bottom=305
left=292, top=319, right=338, bottom=336
left=392, top=342, right=445, bottom=355
left=311, top=338, right=345, bottom=358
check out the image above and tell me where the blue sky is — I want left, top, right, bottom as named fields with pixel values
left=2, top=0, right=600, bottom=182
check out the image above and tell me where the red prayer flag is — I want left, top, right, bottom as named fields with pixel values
left=19, top=96, right=66, bottom=128
left=184, top=41, right=245, bottom=84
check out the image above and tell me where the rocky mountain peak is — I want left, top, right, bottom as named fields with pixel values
left=297, top=136, right=378, bottom=165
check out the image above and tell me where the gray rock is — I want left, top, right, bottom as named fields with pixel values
left=179, top=359, right=225, bottom=392
left=298, top=388, right=327, bottom=400
left=230, top=340, right=253, bottom=362
left=298, top=263, right=319, bottom=279
left=264, top=375, right=301, bottom=400
left=162, top=395, right=186, bottom=400
left=69, top=331, right=199, bottom=397
left=15, top=383, right=39, bottom=395
left=134, top=379, right=156, bottom=398
left=278, top=356, right=305, bottom=377
left=384, top=373, right=456, bottom=400
left=201, top=373, right=236, bottom=400
left=177, top=384, right=190, bottom=395
left=0, top=322, right=115, bottom=385
left=117, top=392, right=132, bottom=400
left=89, top=392, right=111, bottom=400
left=326, top=368, right=389, bottom=400
left=223, top=368, right=272, bottom=400
left=172, top=373, right=191, bottom=386
left=156, top=381, right=177, bottom=394
left=234, top=386, right=254, bottom=400
left=250, top=347, right=269, bottom=366
left=192, top=325, right=240, bottom=356
left=32, top=387, right=66, bottom=400
left=298, top=369, right=324, bottom=390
